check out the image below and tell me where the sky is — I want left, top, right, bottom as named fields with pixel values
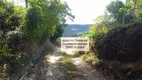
left=62, top=0, right=125, bottom=24
left=13, top=0, right=125, bottom=24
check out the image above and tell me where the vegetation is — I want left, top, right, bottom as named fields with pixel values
left=58, top=52, right=81, bottom=80
left=0, top=0, right=74, bottom=79
left=82, top=0, right=142, bottom=79
left=24, top=0, right=74, bottom=40
left=0, top=0, right=142, bottom=79
left=0, top=1, right=26, bottom=78
left=63, top=24, right=91, bottom=37
left=83, top=0, right=142, bottom=40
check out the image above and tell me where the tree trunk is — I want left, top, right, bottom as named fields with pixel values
left=25, top=0, right=28, bottom=8
left=122, top=15, right=125, bottom=25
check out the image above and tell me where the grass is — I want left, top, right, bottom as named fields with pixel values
left=72, top=51, right=85, bottom=57
left=72, top=51, right=79, bottom=57
left=81, top=52, right=104, bottom=68
left=110, top=21, right=142, bottom=32
left=58, top=52, right=82, bottom=80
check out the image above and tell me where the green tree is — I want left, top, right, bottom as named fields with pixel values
left=106, top=0, right=125, bottom=24
left=50, top=24, right=67, bottom=42
left=126, top=0, right=142, bottom=20
left=0, top=0, right=26, bottom=78
left=25, top=0, right=74, bottom=40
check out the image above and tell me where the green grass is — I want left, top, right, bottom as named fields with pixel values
left=58, top=52, right=82, bottom=80
left=81, top=52, right=104, bottom=69
left=82, top=52, right=99, bottom=65
left=110, top=21, right=142, bottom=31
left=72, top=51, right=85, bottom=57
left=59, top=53, right=77, bottom=71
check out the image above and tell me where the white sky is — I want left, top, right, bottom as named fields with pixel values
left=62, top=0, right=125, bottom=24
left=13, top=0, right=125, bottom=24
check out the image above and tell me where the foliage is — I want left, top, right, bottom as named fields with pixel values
left=50, top=24, right=67, bottom=43
left=105, top=0, right=142, bottom=25
left=24, top=0, right=74, bottom=40
left=85, top=0, right=142, bottom=79
left=106, top=0, right=125, bottom=24
left=71, top=51, right=85, bottom=57
left=82, top=52, right=100, bottom=67
left=85, top=0, right=142, bottom=41
left=83, top=15, right=109, bottom=40
left=0, top=0, right=74, bottom=79
left=0, top=1, right=26, bottom=78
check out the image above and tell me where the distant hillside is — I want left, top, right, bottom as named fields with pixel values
left=62, top=24, right=92, bottom=37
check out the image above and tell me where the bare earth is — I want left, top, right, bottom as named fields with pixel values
left=65, top=50, right=106, bottom=80
left=23, top=47, right=106, bottom=80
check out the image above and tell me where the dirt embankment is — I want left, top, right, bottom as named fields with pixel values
left=97, top=24, right=142, bottom=62
left=96, top=24, right=142, bottom=79
left=11, top=38, right=55, bottom=80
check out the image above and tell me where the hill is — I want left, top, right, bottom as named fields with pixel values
left=62, top=24, right=92, bottom=37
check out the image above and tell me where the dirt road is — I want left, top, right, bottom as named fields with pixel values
left=23, top=48, right=106, bottom=80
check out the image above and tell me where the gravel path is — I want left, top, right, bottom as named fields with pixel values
left=23, top=48, right=106, bottom=80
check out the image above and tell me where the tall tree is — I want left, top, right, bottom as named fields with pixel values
left=25, top=0, right=28, bottom=8
left=25, top=0, right=74, bottom=40
left=106, top=0, right=125, bottom=24
left=126, top=0, right=142, bottom=20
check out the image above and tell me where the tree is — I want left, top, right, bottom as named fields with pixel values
left=0, top=1, right=26, bottom=78
left=25, top=0, right=28, bottom=8
left=106, top=0, right=125, bottom=24
left=126, top=0, right=142, bottom=20
left=25, top=0, right=74, bottom=40
left=50, top=24, right=67, bottom=42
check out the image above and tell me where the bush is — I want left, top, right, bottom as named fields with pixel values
left=0, top=1, right=26, bottom=78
